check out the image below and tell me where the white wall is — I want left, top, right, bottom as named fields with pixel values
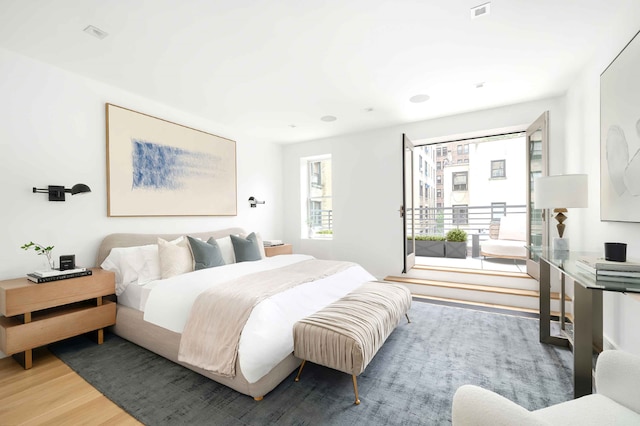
left=0, top=47, right=284, bottom=280
left=282, top=96, right=565, bottom=279
left=563, top=16, right=640, bottom=354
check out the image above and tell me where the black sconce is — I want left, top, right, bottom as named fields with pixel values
left=248, top=196, right=265, bottom=208
left=33, top=184, right=92, bottom=201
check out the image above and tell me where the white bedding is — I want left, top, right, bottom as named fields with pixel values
left=136, top=254, right=375, bottom=383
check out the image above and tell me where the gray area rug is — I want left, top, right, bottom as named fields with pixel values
left=50, top=301, right=573, bottom=425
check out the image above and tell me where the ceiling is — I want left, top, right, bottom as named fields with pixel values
left=0, top=0, right=634, bottom=143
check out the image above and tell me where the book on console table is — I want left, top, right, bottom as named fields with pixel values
left=32, top=267, right=88, bottom=278
left=263, top=240, right=284, bottom=247
left=576, top=257, right=640, bottom=276
left=27, top=269, right=92, bottom=283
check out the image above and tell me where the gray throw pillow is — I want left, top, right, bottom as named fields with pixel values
left=230, top=232, right=262, bottom=262
left=187, top=236, right=226, bottom=270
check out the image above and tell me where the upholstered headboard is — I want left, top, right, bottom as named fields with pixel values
left=95, top=227, right=246, bottom=267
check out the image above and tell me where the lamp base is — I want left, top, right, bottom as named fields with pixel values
left=553, top=237, right=569, bottom=251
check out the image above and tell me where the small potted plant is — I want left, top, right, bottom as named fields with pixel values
left=21, top=241, right=55, bottom=270
left=445, top=228, right=468, bottom=258
left=413, top=235, right=446, bottom=257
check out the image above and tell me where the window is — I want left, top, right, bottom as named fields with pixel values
left=419, top=180, right=424, bottom=197
left=436, top=175, right=442, bottom=184
left=437, top=147, right=442, bottom=156
left=453, top=204, right=468, bottom=225
left=437, top=189, right=442, bottom=198
left=491, top=202, right=506, bottom=220
left=419, top=155, right=423, bottom=172
left=310, top=161, right=322, bottom=186
left=464, top=144, right=469, bottom=154
left=452, top=171, right=468, bottom=191
left=302, top=155, right=332, bottom=239
left=442, top=147, right=447, bottom=156
left=457, top=145, right=463, bottom=154
left=491, top=160, right=506, bottom=178
left=437, top=161, right=442, bottom=170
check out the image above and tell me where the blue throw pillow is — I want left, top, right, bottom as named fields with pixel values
left=187, top=236, right=226, bottom=270
left=230, top=232, right=262, bottom=262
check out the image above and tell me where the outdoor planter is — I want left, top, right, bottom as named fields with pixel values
left=415, top=240, right=445, bottom=257
left=445, top=228, right=468, bottom=258
left=445, top=241, right=467, bottom=258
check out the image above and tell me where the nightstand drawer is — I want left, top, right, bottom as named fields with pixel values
left=0, top=300, right=116, bottom=355
left=0, top=268, right=114, bottom=316
left=264, top=244, right=293, bottom=257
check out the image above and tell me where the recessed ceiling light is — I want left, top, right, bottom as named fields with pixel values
left=409, top=94, right=430, bottom=103
left=321, top=115, right=337, bottom=122
left=83, top=25, right=108, bottom=40
left=364, top=107, right=374, bottom=112
left=470, top=2, right=491, bottom=19
left=475, top=82, right=485, bottom=89
left=289, top=124, right=297, bottom=128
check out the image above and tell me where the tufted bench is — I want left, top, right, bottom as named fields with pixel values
left=293, top=281, right=412, bottom=404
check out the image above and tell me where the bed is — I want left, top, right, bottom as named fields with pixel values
left=96, top=228, right=377, bottom=400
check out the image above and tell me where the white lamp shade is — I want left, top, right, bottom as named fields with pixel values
left=534, top=174, right=588, bottom=209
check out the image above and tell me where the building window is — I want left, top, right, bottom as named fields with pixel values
left=436, top=175, right=442, bottom=184
left=491, top=160, right=506, bottom=178
left=464, top=144, right=469, bottom=154
left=419, top=180, right=424, bottom=197
left=453, top=204, right=469, bottom=225
left=419, top=155, right=423, bottom=172
left=437, top=161, right=442, bottom=170
left=442, top=147, right=447, bottom=156
left=437, top=147, right=442, bottom=156
left=437, top=189, right=442, bottom=198
left=302, top=155, right=332, bottom=239
left=452, top=171, right=468, bottom=191
left=491, top=202, right=506, bottom=220
left=310, top=161, right=322, bottom=187
left=457, top=145, right=463, bottom=154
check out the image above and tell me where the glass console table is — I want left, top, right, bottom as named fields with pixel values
left=535, top=248, right=640, bottom=398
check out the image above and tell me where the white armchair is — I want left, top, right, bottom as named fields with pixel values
left=452, top=350, right=640, bottom=426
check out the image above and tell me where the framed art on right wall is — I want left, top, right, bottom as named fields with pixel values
left=600, top=30, right=640, bottom=222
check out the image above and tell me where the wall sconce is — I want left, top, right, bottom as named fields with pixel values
left=248, top=196, right=265, bottom=208
left=33, top=184, right=92, bottom=201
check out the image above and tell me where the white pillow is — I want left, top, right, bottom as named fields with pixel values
left=498, top=215, right=526, bottom=241
left=158, top=237, right=194, bottom=279
left=101, top=244, right=161, bottom=296
left=239, top=232, right=266, bottom=259
left=215, top=236, right=236, bottom=264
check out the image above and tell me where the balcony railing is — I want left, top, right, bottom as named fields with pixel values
left=309, top=209, right=333, bottom=234
left=407, top=204, right=527, bottom=237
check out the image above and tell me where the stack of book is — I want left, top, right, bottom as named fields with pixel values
left=576, top=257, right=640, bottom=284
left=27, top=267, right=92, bottom=283
left=263, top=240, right=284, bottom=247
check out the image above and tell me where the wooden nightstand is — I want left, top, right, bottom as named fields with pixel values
left=0, top=268, right=116, bottom=369
left=264, top=244, right=293, bottom=257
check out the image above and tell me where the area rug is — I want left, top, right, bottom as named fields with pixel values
left=50, top=301, right=573, bottom=425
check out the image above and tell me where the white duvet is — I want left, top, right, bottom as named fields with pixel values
left=140, top=254, right=375, bottom=383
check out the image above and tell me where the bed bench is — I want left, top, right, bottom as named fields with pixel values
left=293, top=281, right=411, bottom=404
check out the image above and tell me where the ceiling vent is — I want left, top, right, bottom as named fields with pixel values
left=470, top=2, right=491, bottom=19
left=83, top=25, right=108, bottom=40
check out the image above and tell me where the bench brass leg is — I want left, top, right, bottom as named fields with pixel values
left=352, top=375, right=361, bottom=405
left=405, top=313, right=411, bottom=324
left=294, top=360, right=306, bottom=382
left=254, top=396, right=263, bottom=401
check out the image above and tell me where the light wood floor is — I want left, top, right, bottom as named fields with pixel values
left=0, top=348, right=141, bottom=425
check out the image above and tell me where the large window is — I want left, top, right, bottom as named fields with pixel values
left=491, top=159, right=506, bottom=178
left=301, top=155, right=332, bottom=239
left=452, top=171, right=468, bottom=191
left=453, top=204, right=469, bottom=225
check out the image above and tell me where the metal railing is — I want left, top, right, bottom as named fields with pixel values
left=408, top=204, right=527, bottom=237
left=309, top=209, right=333, bottom=233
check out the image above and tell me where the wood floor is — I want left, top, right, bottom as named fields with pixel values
left=0, top=348, right=141, bottom=425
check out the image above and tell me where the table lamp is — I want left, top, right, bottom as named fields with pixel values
left=534, top=174, right=588, bottom=251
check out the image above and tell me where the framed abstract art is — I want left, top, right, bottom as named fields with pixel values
left=600, top=30, right=640, bottom=222
left=106, top=104, right=237, bottom=217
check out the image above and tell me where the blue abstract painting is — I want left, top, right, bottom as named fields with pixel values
left=131, top=139, right=219, bottom=190
left=106, top=103, right=236, bottom=216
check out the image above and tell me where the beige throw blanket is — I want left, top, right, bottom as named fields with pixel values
left=178, top=259, right=355, bottom=377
